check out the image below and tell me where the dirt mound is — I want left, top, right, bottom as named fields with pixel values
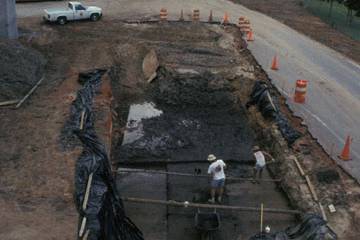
left=153, top=67, right=235, bottom=107
left=0, top=40, right=46, bottom=102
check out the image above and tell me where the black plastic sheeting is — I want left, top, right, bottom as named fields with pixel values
left=249, top=214, right=337, bottom=240
left=246, top=81, right=301, bottom=145
left=70, top=69, right=143, bottom=240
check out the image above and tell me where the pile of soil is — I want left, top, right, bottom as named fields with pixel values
left=0, top=40, right=46, bottom=102
left=153, top=67, right=235, bottom=107
left=116, top=68, right=255, bottom=163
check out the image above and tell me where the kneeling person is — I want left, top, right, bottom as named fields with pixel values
left=207, top=154, right=226, bottom=203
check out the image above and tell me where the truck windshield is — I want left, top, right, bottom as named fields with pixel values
left=75, top=5, right=86, bottom=11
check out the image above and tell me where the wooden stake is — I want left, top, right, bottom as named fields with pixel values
left=82, top=172, right=93, bottom=211
left=80, top=110, right=85, bottom=130
left=82, top=229, right=90, bottom=240
left=319, top=202, right=328, bottom=222
left=266, top=91, right=277, bottom=112
left=122, top=197, right=301, bottom=215
left=293, top=157, right=305, bottom=176
left=305, top=175, right=319, bottom=201
left=79, top=217, right=87, bottom=237
left=15, top=76, right=44, bottom=109
left=0, top=100, right=18, bottom=107
left=117, top=168, right=281, bottom=182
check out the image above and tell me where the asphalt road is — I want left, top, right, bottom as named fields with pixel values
left=16, top=0, right=360, bottom=180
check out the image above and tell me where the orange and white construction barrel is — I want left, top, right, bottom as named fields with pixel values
left=160, top=8, right=168, bottom=21
left=238, top=17, right=245, bottom=27
left=193, top=9, right=200, bottom=21
left=243, top=20, right=251, bottom=33
left=294, top=80, right=308, bottom=103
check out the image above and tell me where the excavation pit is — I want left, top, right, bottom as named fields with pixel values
left=109, top=22, right=299, bottom=239
left=115, top=68, right=255, bottom=164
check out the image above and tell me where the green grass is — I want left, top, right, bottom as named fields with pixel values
left=303, top=0, right=360, bottom=40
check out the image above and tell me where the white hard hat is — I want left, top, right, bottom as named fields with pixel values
left=253, top=146, right=260, bottom=151
left=265, top=225, right=271, bottom=233
left=207, top=154, right=216, bottom=162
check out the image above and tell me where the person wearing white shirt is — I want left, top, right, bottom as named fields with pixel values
left=207, top=154, right=226, bottom=203
left=252, top=146, right=275, bottom=183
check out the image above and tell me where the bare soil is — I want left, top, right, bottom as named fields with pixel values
left=0, top=16, right=359, bottom=239
left=0, top=40, right=46, bottom=102
left=231, top=0, right=360, bottom=64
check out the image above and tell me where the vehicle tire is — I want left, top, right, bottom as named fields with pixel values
left=57, top=17, right=67, bottom=25
left=90, top=13, right=100, bottom=22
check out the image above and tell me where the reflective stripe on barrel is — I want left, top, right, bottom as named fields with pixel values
left=193, top=9, right=200, bottom=21
left=294, top=80, right=308, bottom=103
left=160, top=8, right=168, bottom=21
left=239, top=18, right=251, bottom=33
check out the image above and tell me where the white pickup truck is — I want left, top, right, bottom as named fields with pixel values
left=43, top=2, right=102, bottom=25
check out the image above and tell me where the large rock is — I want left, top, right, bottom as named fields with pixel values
left=142, top=49, right=159, bottom=82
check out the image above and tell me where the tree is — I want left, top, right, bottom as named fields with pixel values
left=329, top=0, right=334, bottom=17
left=343, top=0, right=360, bottom=24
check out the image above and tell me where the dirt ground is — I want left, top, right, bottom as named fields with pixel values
left=0, top=16, right=360, bottom=239
left=231, top=0, right=360, bottom=64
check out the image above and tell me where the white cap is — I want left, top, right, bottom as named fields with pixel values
left=207, top=154, right=216, bottom=162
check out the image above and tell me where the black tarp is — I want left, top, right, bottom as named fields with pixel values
left=246, top=81, right=301, bottom=145
left=249, top=214, right=337, bottom=240
left=69, top=69, right=143, bottom=240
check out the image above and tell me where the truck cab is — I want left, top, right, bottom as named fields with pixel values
left=68, top=2, right=90, bottom=20
left=43, top=2, right=102, bottom=24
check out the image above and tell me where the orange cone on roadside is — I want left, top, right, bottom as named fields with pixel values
left=222, top=12, right=229, bottom=25
left=179, top=9, right=184, bottom=21
left=339, top=136, right=352, bottom=161
left=271, top=55, right=279, bottom=70
left=247, top=30, right=254, bottom=41
left=208, top=10, right=213, bottom=23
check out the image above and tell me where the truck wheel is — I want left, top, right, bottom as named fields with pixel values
left=90, top=14, right=100, bottom=22
left=57, top=17, right=67, bottom=25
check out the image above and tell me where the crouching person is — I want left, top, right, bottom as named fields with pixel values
left=252, top=146, right=275, bottom=183
left=207, top=154, right=226, bottom=203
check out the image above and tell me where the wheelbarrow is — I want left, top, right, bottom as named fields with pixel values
left=195, top=209, right=220, bottom=240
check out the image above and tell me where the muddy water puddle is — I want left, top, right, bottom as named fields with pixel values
left=122, top=102, right=163, bottom=145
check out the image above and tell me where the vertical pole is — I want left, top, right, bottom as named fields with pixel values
left=260, top=203, right=264, bottom=234
left=0, top=0, right=18, bottom=39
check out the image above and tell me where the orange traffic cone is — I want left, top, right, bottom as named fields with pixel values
left=222, top=12, right=229, bottom=25
left=339, top=136, right=352, bottom=161
left=247, top=30, right=254, bottom=41
left=208, top=10, right=213, bottom=23
left=179, top=9, right=184, bottom=21
left=271, top=55, right=279, bottom=70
